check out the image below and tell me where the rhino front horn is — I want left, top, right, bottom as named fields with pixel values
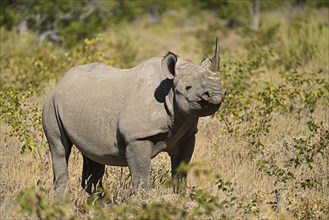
left=209, top=37, right=220, bottom=73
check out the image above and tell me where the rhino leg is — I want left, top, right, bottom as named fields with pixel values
left=44, top=117, right=73, bottom=197
left=126, top=140, right=153, bottom=194
left=169, top=136, right=195, bottom=193
left=81, top=155, right=105, bottom=194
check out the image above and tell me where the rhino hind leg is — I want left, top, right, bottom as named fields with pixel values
left=81, top=155, right=105, bottom=194
left=45, top=128, right=73, bottom=197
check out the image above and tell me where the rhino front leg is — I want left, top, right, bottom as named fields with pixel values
left=81, top=155, right=105, bottom=194
left=169, top=136, right=195, bottom=193
left=126, top=140, right=153, bottom=194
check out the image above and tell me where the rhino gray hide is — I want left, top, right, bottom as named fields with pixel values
left=42, top=38, right=226, bottom=196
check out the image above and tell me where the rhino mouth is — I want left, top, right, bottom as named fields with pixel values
left=197, top=99, right=222, bottom=116
left=198, top=99, right=220, bottom=108
left=185, top=95, right=224, bottom=117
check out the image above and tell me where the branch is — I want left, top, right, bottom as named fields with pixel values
left=79, top=3, right=96, bottom=22
left=38, top=29, right=60, bottom=45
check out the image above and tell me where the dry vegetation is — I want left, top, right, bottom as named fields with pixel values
left=1, top=5, right=329, bottom=220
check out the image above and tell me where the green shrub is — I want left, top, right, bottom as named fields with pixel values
left=257, top=120, right=329, bottom=217
left=0, top=87, right=45, bottom=155
left=17, top=187, right=73, bottom=220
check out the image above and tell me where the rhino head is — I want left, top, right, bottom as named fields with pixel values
left=162, top=38, right=226, bottom=117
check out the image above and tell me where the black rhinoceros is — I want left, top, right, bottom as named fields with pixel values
left=42, top=38, right=226, bottom=196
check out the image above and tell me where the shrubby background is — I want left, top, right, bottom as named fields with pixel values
left=1, top=0, right=328, bottom=219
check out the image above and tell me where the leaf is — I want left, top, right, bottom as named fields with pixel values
left=308, top=161, right=317, bottom=169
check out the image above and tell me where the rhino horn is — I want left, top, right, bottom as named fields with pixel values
left=209, top=37, right=220, bottom=73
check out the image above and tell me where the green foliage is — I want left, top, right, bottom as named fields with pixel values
left=216, top=49, right=273, bottom=135
left=257, top=120, right=328, bottom=213
left=278, top=15, right=324, bottom=70
left=218, top=54, right=328, bottom=146
left=2, top=0, right=328, bottom=48
left=0, top=87, right=45, bottom=154
left=192, top=0, right=252, bottom=19
left=279, top=70, right=328, bottom=114
left=0, top=32, right=137, bottom=91
left=0, top=0, right=150, bottom=47
left=243, top=13, right=329, bottom=70
left=17, top=187, right=72, bottom=220
left=289, top=121, right=329, bottom=170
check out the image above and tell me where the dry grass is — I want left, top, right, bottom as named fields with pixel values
left=1, top=109, right=327, bottom=219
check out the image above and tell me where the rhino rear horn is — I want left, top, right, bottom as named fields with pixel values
left=210, top=37, right=220, bottom=73
left=162, top=52, right=177, bottom=80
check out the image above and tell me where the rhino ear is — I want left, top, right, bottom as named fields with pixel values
left=200, top=58, right=212, bottom=70
left=162, top=52, right=177, bottom=80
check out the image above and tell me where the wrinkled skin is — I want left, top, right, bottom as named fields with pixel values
left=42, top=39, right=226, bottom=196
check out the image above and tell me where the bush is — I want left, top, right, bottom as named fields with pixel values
left=0, top=87, right=45, bottom=154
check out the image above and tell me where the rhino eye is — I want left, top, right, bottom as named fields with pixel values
left=185, top=85, right=192, bottom=92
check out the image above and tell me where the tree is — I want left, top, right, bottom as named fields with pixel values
left=0, top=0, right=153, bottom=47
left=250, top=0, right=260, bottom=30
